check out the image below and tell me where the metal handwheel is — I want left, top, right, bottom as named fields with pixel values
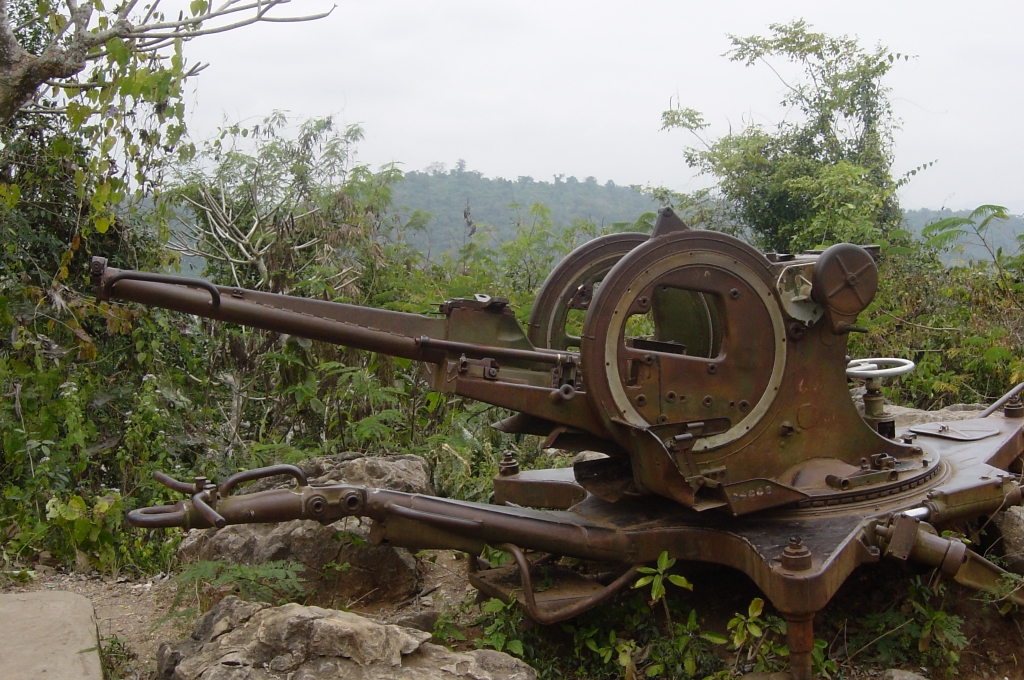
left=846, top=357, right=916, bottom=379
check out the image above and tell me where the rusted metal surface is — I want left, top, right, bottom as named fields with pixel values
left=101, top=213, right=1024, bottom=679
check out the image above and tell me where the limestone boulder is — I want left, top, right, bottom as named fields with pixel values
left=886, top=402, right=987, bottom=427
left=849, top=388, right=987, bottom=427
left=880, top=671, right=929, bottom=680
left=156, top=596, right=536, bottom=680
left=993, top=505, right=1024, bottom=574
left=237, top=453, right=433, bottom=496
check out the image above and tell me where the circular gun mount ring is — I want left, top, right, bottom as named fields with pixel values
left=528, top=232, right=648, bottom=351
left=846, top=357, right=916, bottom=379
left=580, top=230, right=786, bottom=453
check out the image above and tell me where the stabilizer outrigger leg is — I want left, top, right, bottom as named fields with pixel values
left=130, top=439, right=1024, bottom=624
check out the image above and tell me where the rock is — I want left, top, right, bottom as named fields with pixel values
left=178, top=453, right=432, bottom=606
left=239, top=453, right=434, bottom=496
left=570, top=451, right=608, bottom=464
left=0, top=591, right=103, bottom=680
left=993, top=505, right=1024, bottom=574
left=850, top=388, right=987, bottom=427
left=880, top=670, right=929, bottom=680
left=887, top=403, right=986, bottom=427
left=390, top=610, right=440, bottom=633
left=157, top=596, right=536, bottom=680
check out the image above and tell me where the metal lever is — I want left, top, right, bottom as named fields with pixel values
left=104, top=269, right=221, bottom=308
left=191, top=490, right=226, bottom=529
left=219, top=464, right=308, bottom=496
left=499, top=543, right=641, bottom=624
left=153, top=471, right=198, bottom=495
left=127, top=502, right=189, bottom=529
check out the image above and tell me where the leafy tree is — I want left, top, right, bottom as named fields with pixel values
left=0, top=0, right=330, bottom=124
left=0, top=0, right=330, bottom=280
left=662, top=20, right=921, bottom=252
left=169, top=113, right=396, bottom=294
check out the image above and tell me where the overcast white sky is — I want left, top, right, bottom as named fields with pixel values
left=182, top=0, right=1024, bottom=214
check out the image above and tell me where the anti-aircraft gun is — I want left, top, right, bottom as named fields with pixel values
left=95, top=209, right=1024, bottom=680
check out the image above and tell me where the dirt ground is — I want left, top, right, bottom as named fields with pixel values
left=6, top=553, right=1024, bottom=679
left=1, top=549, right=475, bottom=678
left=2, top=569, right=180, bottom=677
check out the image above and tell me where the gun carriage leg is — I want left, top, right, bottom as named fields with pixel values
left=780, top=612, right=815, bottom=680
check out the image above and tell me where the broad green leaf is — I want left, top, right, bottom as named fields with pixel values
left=73, top=517, right=91, bottom=543
left=701, top=631, right=728, bottom=644
left=105, top=38, right=130, bottom=67
left=650, top=578, right=665, bottom=602
left=482, top=598, right=506, bottom=614
left=506, top=639, right=523, bottom=656
left=668, top=574, right=693, bottom=590
left=748, top=597, right=764, bottom=618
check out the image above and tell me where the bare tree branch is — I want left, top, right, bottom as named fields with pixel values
left=0, top=0, right=334, bottom=124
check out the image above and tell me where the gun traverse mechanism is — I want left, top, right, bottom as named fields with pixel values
left=98, top=208, right=1024, bottom=680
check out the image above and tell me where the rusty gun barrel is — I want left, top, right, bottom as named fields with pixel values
left=91, top=256, right=607, bottom=440
left=90, top=257, right=570, bottom=368
left=92, top=257, right=449, bottom=364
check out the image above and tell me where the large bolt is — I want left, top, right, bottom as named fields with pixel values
left=781, top=536, right=812, bottom=571
left=1005, top=396, right=1024, bottom=419
left=498, top=451, right=520, bottom=477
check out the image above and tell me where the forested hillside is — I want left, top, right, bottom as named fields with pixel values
left=391, top=163, right=658, bottom=254
left=391, top=171, right=1024, bottom=260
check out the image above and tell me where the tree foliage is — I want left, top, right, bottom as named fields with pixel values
left=0, top=0, right=330, bottom=299
left=392, top=164, right=657, bottom=255
left=662, top=20, right=916, bottom=252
